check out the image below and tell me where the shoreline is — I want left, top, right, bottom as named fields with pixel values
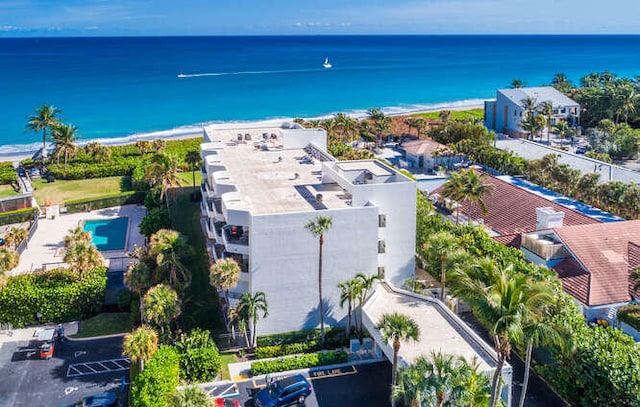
left=0, top=99, right=486, bottom=163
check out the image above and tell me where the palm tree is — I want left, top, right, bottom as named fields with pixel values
left=520, top=114, right=540, bottom=141
left=534, top=114, right=547, bottom=141
left=456, top=169, right=494, bottom=220
left=170, top=385, right=211, bottom=407
left=451, top=356, right=492, bottom=407
left=25, top=104, right=61, bottom=158
left=393, top=363, right=427, bottom=407
left=449, top=260, right=551, bottom=407
left=377, top=312, right=420, bottom=387
left=418, top=352, right=461, bottom=407
left=538, top=100, right=554, bottom=144
left=4, top=226, right=27, bottom=250
left=84, top=142, right=112, bottom=162
left=354, top=273, right=381, bottom=332
left=144, top=153, right=182, bottom=205
left=421, top=231, right=465, bottom=302
left=237, top=291, right=268, bottom=349
left=143, top=284, right=181, bottom=337
left=185, top=150, right=202, bottom=199
left=63, top=241, right=104, bottom=280
left=441, top=171, right=465, bottom=224
left=0, top=248, right=19, bottom=272
left=64, top=226, right=91, bottom=249
left=439, top=110, right=453, bottom=124
left=136, top=140, right=152, bottom=154
left=305, top=215, right=333, bottom=345
left=209, top=258, right=241, bottom=302
left=51, top=123, right=78, bottom=169
left=552, top=121, right=570, bottom=144
left=125, top=261, right=153, bottom=323
left=149, top=229, right=190, bottom=286
left=338, top=278, right=361, bottom=337
left=518, top=313, right=567, bottom=407
left=123, top=325, right=158, bottom=373
left=152, top=139, right=167, bottom=152
left=510, top=79, right=526, bottom=88
left=414, top=118, right=427, bottom=139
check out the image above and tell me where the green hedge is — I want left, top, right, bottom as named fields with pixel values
left=617, top=304, right=640, bottom=331
left=0, top=162, right=17, bottom=185
left=48, top=159, right=139, bottom=180
left=257, top=327, right=346, bottom=347
left=249, top=350, right=348, bottom=376
left=255, top=340, right=319, bottom=359
left=0, top=268, right=107, bottom=327
left=131, top=345, right=180, bottom=407
left=0, top=207, right=38, bottom=226
left=64, top=191, right=145, bottom=213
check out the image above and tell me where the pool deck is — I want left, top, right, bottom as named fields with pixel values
left=11, top=205, right=146, bottom=275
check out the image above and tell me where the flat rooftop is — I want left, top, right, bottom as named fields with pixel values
left=206, top=140, right=352, bottom=215
left=364, top=284, right=499, bottom=371
left=336, top=161, right=393, bottom=177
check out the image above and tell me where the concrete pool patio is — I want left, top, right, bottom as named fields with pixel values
left=11, top=204, right=146, bottom=275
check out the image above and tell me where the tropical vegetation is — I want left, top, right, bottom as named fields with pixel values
left=377, top=312, right=420, bottom=387
left=305, top=215, right=333, bottom=345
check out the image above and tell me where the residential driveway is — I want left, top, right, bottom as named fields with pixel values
left=235, top=361, right=391, bottom=407
left=0, top=331, right=127, bottom=406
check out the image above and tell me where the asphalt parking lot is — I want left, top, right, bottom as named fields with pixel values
left=0, top=332, right=127, bottom=406
left=234, top=361, right=391, bottom=407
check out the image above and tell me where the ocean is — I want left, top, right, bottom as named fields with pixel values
left=1, top=35, right=640, bottom=156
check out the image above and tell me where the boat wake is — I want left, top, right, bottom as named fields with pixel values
left=177, top=68, right=327, bottom=78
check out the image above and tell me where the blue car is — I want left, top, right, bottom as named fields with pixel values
left=254, top=374, right=313, bottom=407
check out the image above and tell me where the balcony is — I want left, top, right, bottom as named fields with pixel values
left=201, top=182, right=216, bottom=198
left=222, top=225, right=249, bottom=255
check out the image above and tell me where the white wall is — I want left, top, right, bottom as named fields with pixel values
left=495, top=92, right=523, bottom=134
left=281, top=129, right=327, bottom=151
left=249, top=207, right=379, bottom=335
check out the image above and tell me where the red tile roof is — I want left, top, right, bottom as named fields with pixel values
left=552, top=220, right=640, bottom=306
left=432, top=172, right=600, bottom=238
left=627, top=242, right=640, bottom=299
left=553, top=258, right=590, bottom=305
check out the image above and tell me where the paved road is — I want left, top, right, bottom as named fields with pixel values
left=235, top=361, right=391, bottom=407
left=0, top=333, right=127, bottom=406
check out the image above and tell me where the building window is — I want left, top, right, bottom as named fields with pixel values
left=514, top=109, right=517, bottom=116
left=378, top=240, right=386, bottom=254
left=377, top=266, right=385, bottom=277
left=378, top=214, right=386, bottom=228
left=519, top=112, right=522, bottom=117
left=561, top=108, right=566, bottom=114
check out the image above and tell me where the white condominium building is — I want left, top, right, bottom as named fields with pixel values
left=200, top=122, right=416, bottom=335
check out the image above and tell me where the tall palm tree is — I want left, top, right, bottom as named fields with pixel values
left=451, top=356, right=492, bottom=407
left=338, top=278, right=361, bottom=337
left=552, top=121, right=570, bottom=144
left=84, top=142, right=112, bottom=162
left=64, top=226, right=92, bottom=249
left=125, top=261, right=153, bottom=323
left=63, top=241, right=104, bottom=280
left=417, top=352, right=458, bottom=407
left=4, top=226, right=27, bottom=250
left=52, top=123, right=79, bottom=169
left=238, top=291, right=268, bottom=349
left=354, top=272, right=380, bottom=331
left=520, top=114, right=540, bottom=141
left=393, top=363, right=427, bottom=407
left=305, top=215, right=333, bottom=345
left=537, top=101, right=554, bottom=144
left=456, top=169, right=494, bottom=221
left=170, top=385, right=211, bottom=407
left=510, top=79, right=526, bottom=88
left=414, top=118, right=427, bottom=139
left=143, top=284, right=181, bottom=337
left=149, top=229, right=190, bottom=286
left=144, top=153, right=182, bottom=205
left=441, top=171, right=465, bottom=224
left=377, top=312, right=420, bottom=388
left=534, top=114, right=547, bottom=141
left=209, top=258, right=241, bottom=302
left=449, top=261, right=550, bottom=407
left=123, top=325, right=158, bottom=373
left=421, top=231, right=466, bottom=302
left=185, top=150, right=202, bottom=199
left=518, top=313, right=567, bottom=407
left=25, top=104, right=61, bottom=158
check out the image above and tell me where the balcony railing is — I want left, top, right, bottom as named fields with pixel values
left=223, top=225, right=249, bottom=246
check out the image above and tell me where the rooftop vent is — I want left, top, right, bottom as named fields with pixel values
left=316, top=193, right=323, bottom=203
left=536, top=207, right=564, bottom=230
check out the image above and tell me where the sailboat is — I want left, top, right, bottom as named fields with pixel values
left=323, top=58, right=332, bottom=69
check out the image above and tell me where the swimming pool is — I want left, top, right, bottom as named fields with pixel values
left=83, top=217, right=129, bottom=251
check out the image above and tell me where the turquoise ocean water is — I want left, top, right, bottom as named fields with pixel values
left=1, top=35, right=640, bottom=156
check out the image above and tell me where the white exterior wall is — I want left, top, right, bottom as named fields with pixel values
left=495, top=92, right=523, bottom=134
left=281, top=128, right=327, bottom=151
left=249, top=207, right=379, bottom=335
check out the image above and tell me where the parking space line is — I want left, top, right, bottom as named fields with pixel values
left=66, top=357, right=131, bottom=377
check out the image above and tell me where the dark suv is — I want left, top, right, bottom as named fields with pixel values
left=253, top=374, right=313, bottom=407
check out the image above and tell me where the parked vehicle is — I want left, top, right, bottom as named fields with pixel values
left=57, top=391, right=120, bottom=407
left=214, top=398, right=241, bottom=407
left=253, top=374, right=312, bottom=407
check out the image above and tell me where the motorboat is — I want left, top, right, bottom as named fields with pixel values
left=323, top=58, right=332, bottom=69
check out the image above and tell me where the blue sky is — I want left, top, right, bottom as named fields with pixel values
left=2, top=0, right=640, bottom=36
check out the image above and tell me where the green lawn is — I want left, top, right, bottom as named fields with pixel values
left=177, top=171, right=202, bottom=191
left=171, top=187, right=225, bottom=334
left=412, top=108, right=484, bottom=121
left=0, top=185, right=18, bottom=198
left=32, top=176, right=132, bottom=205
left=219, top=352, right=238, bottom=380
left=70, top=312, right=132, bottom=338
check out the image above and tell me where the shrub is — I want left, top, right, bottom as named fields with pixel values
left=0, top=162, right=17, bottom=185
left=64, top=191, right=145, bottom=213
left=0, top=267, right=107, bottom=327
left=257, top=327, right=346, bottom=347
left=255, top=340, right=319, bottom=359
left=249, top=350, right=348, bottom=376
left=174, top=328, right=222, bottom=383
left=0, top=207, right=38, bottom=226
left=139, top=207, right=171, bottom=238
left=130, top=345, right=180, bottom=407
left=617, top=304, right=640, bottom=331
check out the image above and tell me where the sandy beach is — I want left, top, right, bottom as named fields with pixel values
left=0, top=100, right=485, bottom=163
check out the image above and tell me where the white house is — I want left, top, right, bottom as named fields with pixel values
left=484, top=86, right=580, bottom=137
left=200, top=122, right=416, bottom=335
